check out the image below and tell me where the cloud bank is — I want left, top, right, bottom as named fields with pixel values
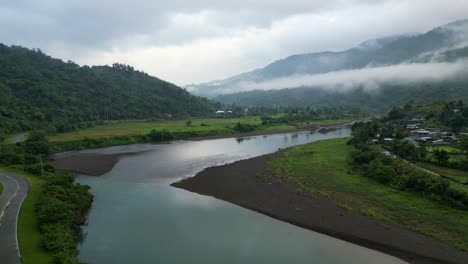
left=218, top=60, right=468, bottom=94
left=1, top=0, right=468, bottom=84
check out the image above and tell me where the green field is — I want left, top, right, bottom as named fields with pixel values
left=416, top=162, right=468, bottom=182
left=48, top=118, right=351, bottom=142
left=0, top=167, right=52, bottom=264
left=271, top=138, right=468, bottom=251
left=427, top=145, right=462, bottom=154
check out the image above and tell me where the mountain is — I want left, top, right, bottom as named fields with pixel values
left=0, top=44, right=219, bottom=135
left=187, top=20, right=468, bottom=97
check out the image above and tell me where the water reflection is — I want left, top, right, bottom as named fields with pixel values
left=75, top=129, right=404, bottom=264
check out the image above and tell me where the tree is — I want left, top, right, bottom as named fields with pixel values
left=460, top=135, right=468, bottom=154
left=433, top=149, right=450, bottom=166
left=185, top=120, right=192, bottom=127
left=24, top=131, right=50, bottom=155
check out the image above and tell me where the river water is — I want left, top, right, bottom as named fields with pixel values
left=74, top=129, right=406, bottom=264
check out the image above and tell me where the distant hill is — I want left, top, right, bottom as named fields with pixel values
left=188, top=19, right=468, bottom=97
left=0, top=44, right=219, bottom=135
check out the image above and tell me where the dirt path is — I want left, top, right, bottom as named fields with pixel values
left=8, top=133, right=28, bottom=144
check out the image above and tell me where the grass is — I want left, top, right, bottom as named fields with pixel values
left=427, top=145, right=462, bottom=154
left=416, top=162, right=468, bottom=182
left=0, top=167, right=52, bottom=264
left=48, top=118, right=351, bottom=142
left=0, top=181, right=3, bottom=196
left=271, top=138, right=468, bottom=251
left=2, top=134, right=14, bottom=144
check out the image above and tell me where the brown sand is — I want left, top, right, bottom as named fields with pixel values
left=51, top=154, right=119, bottom=176
left=172, top=153, right=468, bottom=264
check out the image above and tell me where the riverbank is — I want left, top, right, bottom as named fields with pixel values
left=51, top=123, right=352, bottom=176
left=172, top=138, right=468, bottom=264
left=48, top=121, right=354, bottom=154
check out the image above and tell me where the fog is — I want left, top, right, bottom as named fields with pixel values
left=218, top=59, right=468, bottom=94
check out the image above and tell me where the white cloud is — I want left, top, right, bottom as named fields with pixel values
left=216, top=59, right=468, bottom=94
left=1, top=0, right=468, bottom=85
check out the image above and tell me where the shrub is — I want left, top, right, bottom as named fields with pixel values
left=233, top=122, right=257, bottom=133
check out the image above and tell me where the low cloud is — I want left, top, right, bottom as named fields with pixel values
left=219, top=59, right=468, bottom=94
left=2, top=0, right=468, bottom=84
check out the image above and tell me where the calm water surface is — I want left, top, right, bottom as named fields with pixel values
left=73, top=129, right=406, bottom=264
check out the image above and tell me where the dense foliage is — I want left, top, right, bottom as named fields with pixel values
left=37, top=173, right=92, bottom=264
left=0, top=44, right=220, bottom=137
left=386, top=100, right=468, bottom=133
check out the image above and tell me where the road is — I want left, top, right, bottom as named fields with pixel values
left=0, top=172, right=29, bottom=264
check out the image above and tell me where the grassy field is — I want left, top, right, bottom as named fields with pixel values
left=48, top=118, right=351, bottom=142
left=271, top=138, right=468, bottom=251
left=427, top=145, right=462, bottom=154
left=0, top=167, right=52, bottom=264
left=416, top=162, right=468, bottom=182
left=427, top=146, right=461, bottom=153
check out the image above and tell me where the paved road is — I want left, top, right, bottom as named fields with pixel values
left=8, top=133, right=28, bottom=144
left=0, top=172, right=29, bottom=264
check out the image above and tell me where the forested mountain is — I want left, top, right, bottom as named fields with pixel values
left=188, top=19, right=468, bottom=97
left=0, top=44, right=219, bottom=135
left=215, top=77, right=468, bottom=113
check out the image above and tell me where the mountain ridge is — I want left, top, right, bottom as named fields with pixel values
left=187, top=19, right=468, bottom=97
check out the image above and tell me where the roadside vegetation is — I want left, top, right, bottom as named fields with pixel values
left=271, top=138, right=468, bottom=251
left=0, top=132, right=92, bottom=263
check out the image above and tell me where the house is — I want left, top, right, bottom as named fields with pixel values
left=406, top=124, right=419, bottom=130
left=407, top=117, right=426, bottom=125
left=414, top=129, right=430, bottom=136
left=216, top=110, right=225, bottom=114
left=432, top=139, right=450, bottom=145
left=418, top=137, right=433, bottom=143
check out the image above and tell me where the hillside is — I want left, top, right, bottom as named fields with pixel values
left=0, top=44, right=219, bottom=136
left=188, top=20, right=468, bottom=97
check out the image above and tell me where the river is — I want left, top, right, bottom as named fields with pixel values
left=74, top=128, right=406, bottom=264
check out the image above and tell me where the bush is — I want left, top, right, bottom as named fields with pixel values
left=233, top=122, right=257, bottom=133
left=36, top=172, right=93, bottom=262
left=148, top=129, right=174, bottom=142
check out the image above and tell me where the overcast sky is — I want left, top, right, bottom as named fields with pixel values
left=1, top=0, right=467, bottom=85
